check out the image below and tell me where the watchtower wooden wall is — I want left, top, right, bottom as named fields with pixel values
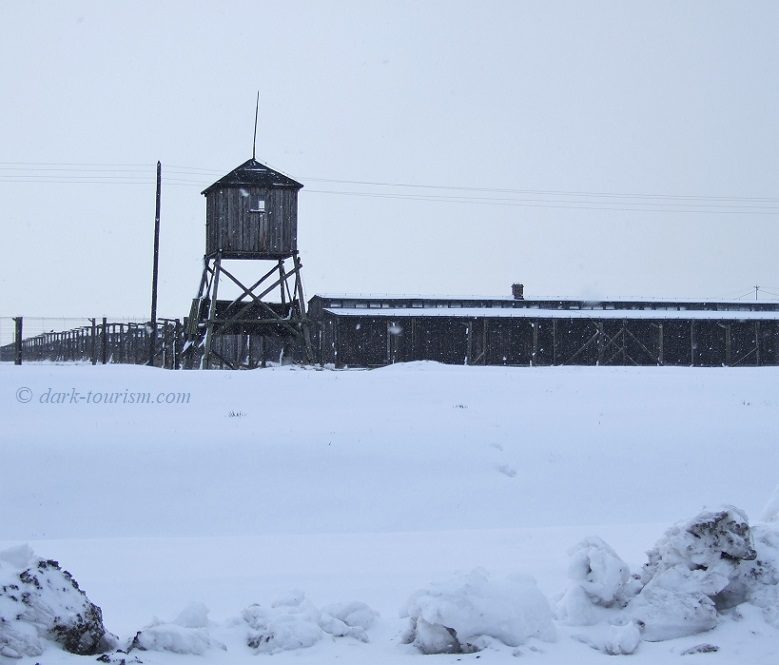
left=205, top=186, right=298, bottom=258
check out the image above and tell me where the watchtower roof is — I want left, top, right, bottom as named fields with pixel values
left=201, top=158, right=303, bottom=195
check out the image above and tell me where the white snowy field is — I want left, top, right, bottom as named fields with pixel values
left=2, top=362, right=779, bottom=663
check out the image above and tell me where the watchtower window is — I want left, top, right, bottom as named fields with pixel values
left=249, top=198, right=266, bottom=214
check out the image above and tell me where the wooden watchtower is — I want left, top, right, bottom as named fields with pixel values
left=185, top=157, right=312, bottom=368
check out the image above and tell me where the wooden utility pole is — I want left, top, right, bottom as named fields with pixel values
left=148, top=161, right=162, bottom=365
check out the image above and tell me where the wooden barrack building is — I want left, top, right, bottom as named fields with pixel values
left=308, top=295, right=779, bottom=368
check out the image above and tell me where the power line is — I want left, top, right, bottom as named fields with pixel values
left=1, top=176, right=777, bottom=213
left=732, top=289, right=759, bottom=300
left=302, top=176, right=779, bottom=204
left=5, top=160, right=779, bottom=203
left=3, top=160, right=779, bottom=201
left=1, top=161, right=779, bottom=214
left=304, top=188, right=779, bottom=215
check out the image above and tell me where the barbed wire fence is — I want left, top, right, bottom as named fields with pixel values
left=0, top=317, right=15, bottom=349
left=0, top=316, right=182, bottom=368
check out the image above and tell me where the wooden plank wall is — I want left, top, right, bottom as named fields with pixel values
left=205, top=187, right=297, bottom=257
left=319, top=313, right=779, bottom=369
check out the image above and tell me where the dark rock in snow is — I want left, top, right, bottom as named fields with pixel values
left=680, top=643, right=719, bottom=655
left=0, top=545, right=116, bottom=658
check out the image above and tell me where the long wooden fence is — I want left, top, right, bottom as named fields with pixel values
left=0, top=317, right=182, bottom=368
left=0, top=317, right=295, bottom=369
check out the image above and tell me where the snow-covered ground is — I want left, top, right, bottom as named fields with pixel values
left=2, top=362, right=779, bottom=663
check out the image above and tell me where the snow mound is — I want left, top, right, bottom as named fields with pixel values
left=556, top=536, right=638, bottom=626
left=0, top=617, right=42, bottom=660
left=641, top=506, right=757, bottom=592
left=558, top=507, right=779, bottom=645
left=131, top=623, right=222, bottom=655
left=627, top=580, right=718, bottom=642
left=243, top=593, right=322, bottom=654
left=762, top=483, right=779, bottom=522
left=0, top=545, right=116, bottom=658
left=600, top=621, right=641, bottom=655
left=130, top=603, right=225, bottom=655
left=319, top=601, right=378, bottom=642
left=738, top=525, right=779, bottom=627
left=627, top=506, right=767, bottom=640
left=555, top=506, right=779, bottom=653
left=242, top=592, right=378, bottom=653
left=573, top=620, right=641, bottom=655
left=0, top=544, right=35, bottom=570
left=402, top=568, right=555, bottom=654
left=174, top=601, right=210, bottom=629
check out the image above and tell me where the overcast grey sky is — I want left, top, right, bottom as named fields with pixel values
left=2, top=1, right=778, bottom=317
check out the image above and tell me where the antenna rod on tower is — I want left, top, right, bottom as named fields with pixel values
left=253, top=91, right=260, bottom=160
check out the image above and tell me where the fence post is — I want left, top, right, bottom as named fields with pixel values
left=90, top=318, right=97, bottom=365
left=13, top=317, right=23, bottom=365
left=101, top=318, right=108, bottom=364
left=174, top=319, right=181, bottom=369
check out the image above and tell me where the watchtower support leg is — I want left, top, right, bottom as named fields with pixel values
left=202, top=253, right=222, bottom=369
left=292, top=251, right=313, bottom=362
